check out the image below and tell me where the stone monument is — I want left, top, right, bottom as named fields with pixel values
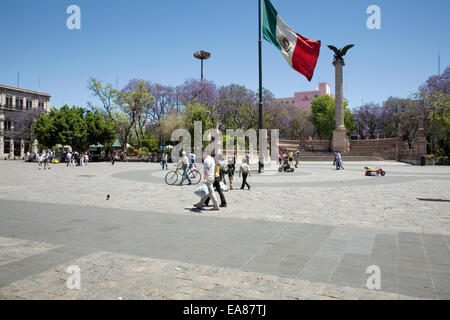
left=328, top=44, right=354, bottom=152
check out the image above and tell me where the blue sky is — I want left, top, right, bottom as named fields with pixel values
left=1, top=0, right=449, bottom=109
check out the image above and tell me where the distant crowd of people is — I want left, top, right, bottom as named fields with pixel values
left=64, top=151, right=89, bottom=167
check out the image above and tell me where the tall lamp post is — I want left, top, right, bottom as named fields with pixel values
left=194, top=50, right=211, bottom=81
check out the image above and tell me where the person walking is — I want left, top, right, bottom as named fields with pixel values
left=189, top=151, right=196, bottom=169
left=239, top=157, right=251, bottom=190
left=84, top=153, right=89, bottom=166
left=37, top=152, right=43, bottom=170
left=66, top=151, right=72, bottom=166
left=337, top=151, right=344, bottom=170
left=204, top=156, right=227, bottom=208
left=294, top=151, right=300, bottom=168
left=161, top=153, right=168, bottom=170
left=194, top=150, right=220, bottom=211
left=179, top=151, right=192, bottom=186
left=43, top=150, right=50, bottom=170
left=333, top=152, right=341, bottom=170
left=227, top=153, right=236, bottom=190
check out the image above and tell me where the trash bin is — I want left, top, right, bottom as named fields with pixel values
left=420, top=155, right=426, bottom=166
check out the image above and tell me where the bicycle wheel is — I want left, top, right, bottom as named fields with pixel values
left=165, top=171, right=179, bottom=185
left=189, top=169, right=202, bottom=185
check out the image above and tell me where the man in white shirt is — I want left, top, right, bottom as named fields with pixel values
left=66, top=152, right=72, bottom=167
left=179, top=151, right=192, bottom=185
left=194, top=150, right=219, bottom=210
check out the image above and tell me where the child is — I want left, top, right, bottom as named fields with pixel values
left=239, top=158, right=251, bottom=190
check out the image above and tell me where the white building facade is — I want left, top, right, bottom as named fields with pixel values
left=0, top=85, right=50, bottom=159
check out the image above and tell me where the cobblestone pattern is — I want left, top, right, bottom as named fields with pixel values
left=0, top=249, right=411, bottom=300
left=0, top=237, right=58, bottom=266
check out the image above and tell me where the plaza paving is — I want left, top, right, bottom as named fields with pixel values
left=0, top=160, right=449, bottom=299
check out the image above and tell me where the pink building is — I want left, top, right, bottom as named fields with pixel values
left=278, top=82, right=335, bottom=112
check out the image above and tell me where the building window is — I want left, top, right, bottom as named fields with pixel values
left=26, top=100, right=33, bottom=110
left=38, top=101, right=44, bottom=109
left=3, top=120, right=11, bottom=132
left=5, top=96, right=13, bottom=107
left=16, top=97, right=24, bottom=109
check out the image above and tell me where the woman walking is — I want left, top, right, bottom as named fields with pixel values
left=227, top=153, right=236, bottom=190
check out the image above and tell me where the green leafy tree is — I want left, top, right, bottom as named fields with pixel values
left=33, top=105, right=115, bottom=152
left=140, top=131, right=159, bottom=152
left=184, top=102, right=212, bottom=135
left=428, top=93, right=450, bottom=154
left=87, top=78, right=118, bottom=119
left=310, top=95, right=354, bottom=139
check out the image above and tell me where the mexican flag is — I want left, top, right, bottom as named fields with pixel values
left=263, top=0, right=321, bottom=81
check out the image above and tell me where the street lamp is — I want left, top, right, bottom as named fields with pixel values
left=193, top=50, right=211, bottom=81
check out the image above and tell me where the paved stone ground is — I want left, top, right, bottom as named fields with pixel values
left=0, top=160, right=449, bottom=300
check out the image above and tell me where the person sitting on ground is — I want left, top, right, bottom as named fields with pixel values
left=288, top=151, right=294, bottom=166
left=280, top=157, right=294, bottom=172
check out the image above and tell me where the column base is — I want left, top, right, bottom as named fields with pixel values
left=332, top=128, right=348, bottom=153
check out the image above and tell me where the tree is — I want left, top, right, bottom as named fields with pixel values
left=379, top=97, right=406, bottom=137
left=428, top=93, right=450, bottom=154
left=310, top=95, right=353, bottom=139
left=419, top=65, right=450, bottom=97
left=179, top=79, right=218, bottom=106
left=288, top=106, right=314, bottom=140
left=116, top=80, right=155, bottom=149
left=158, top=112, right=185, bottom=143
left=400, top=100, right=422, bottom=148
left=216, top=84, right=257, bottom=130
left=353, top=103, right=381, bottom=139
left=87, top=78, right=118, bottom=119
left=140, top=130, right=159, bottom=153
left=179, top=79, right=218, bottom=126
left=146, top=83, right=177, bottom=124
left=33, top=105, right=115, bottom=152
left=183, top=102, right=212, bottom=136
left=418, top=65, right=450, bottom=154
left=14, top=108, right=45, bottom=152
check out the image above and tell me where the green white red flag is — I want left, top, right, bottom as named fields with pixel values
left=263, top=0, right=321, bottom=81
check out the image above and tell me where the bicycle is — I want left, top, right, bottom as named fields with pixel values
left=165, top=163, right=202, bottom=185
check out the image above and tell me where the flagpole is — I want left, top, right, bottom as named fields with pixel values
left=258, top=0, right=264, bottom=173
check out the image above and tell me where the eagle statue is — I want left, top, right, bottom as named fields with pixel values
left=327, top=44, right=355, bottom=63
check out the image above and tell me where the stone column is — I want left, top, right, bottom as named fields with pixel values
left=415, top=116, right=427, bottom=165
left=395, top=125, right=403, bottom=161
left=332, top=59, right=347, bottom=152
left=0, top=116, right=3, bottom=158
left=20, top=139, right=25, bottom=159
left=10, top=138, right=14, bottom=159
